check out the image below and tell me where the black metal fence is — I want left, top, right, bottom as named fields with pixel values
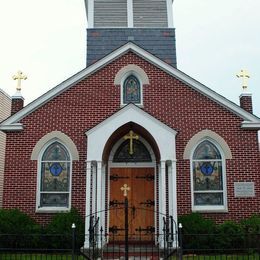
left=83, top=208, right=178, bottom=259
left=1, top=232, right=259, bottom=259
left=0, top=228, right=86, bottom=260
left=0, top=211, right=259, bottom=260
left=0, top=233, right=177, bottom=259
left=82, top=233, right=178, bottom=259
left=179, top=230, right=260, bottom=260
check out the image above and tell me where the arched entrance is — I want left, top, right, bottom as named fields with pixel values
left=84, top=104, right=177, bottom=249
left=107, top=129, right=157, bottom=241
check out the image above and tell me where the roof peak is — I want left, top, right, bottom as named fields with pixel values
left=0, top=42, right=259, bottom=131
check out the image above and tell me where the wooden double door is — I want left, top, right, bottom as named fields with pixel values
left=109, top=167, right=155, bottom=241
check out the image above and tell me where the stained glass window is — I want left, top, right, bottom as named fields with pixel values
left=192, top=141, right=224, bottom=207
left=113, top=140, right=152, bottom=162
left=123, top=75, right=141, bottom=104
left=39, top=142, right=71, bottom=208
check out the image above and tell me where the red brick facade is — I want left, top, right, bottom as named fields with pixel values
left=240, top=94, right=253, bottom=114
left=2, top=52, right=260, bottom=224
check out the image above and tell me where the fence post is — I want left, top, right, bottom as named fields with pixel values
left=72, top=223, right=76, bottom=260
left=124, top=197, right=129, bottom=260
left=178, top=223, right=183, bottom=260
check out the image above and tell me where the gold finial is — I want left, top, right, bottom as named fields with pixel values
left=120, top=184, right=130, bottom=197
left=124, top=130, right=139, bottom=155
left=236, top=69, right=250, bottom=91
left=12, top=70, right=27, bottom=91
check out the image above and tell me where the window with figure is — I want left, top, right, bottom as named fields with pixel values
left=39, top=141, right=71, bottom=209
left=123, top=75, right=141, bottom=104
left=192, top=140, right=226, bottom=211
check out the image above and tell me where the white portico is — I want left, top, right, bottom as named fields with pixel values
left=84, top=104, right=177, bottom=248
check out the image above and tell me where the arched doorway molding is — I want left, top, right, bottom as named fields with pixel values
left=84, top=104, right=177, bottom=248
left=102, top=121, right=160, bottom=163
left=85, top=104, right=176, bottom=162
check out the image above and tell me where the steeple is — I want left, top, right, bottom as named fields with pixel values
left=85, top=0, right=177, bottom=67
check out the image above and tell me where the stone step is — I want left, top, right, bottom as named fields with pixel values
left=81, top=245, right=175, bottom=259
left=101, top=256, right=162, bottom=260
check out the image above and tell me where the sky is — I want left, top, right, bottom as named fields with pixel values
left=0, top=0, right=259, bottom=118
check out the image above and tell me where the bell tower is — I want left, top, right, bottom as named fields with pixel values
left=85, top=0, right=177, bottom=67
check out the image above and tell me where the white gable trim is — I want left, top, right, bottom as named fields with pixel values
left=0, top=123, right=23, bottom=131
left=241, top=122, right=260, bottom=129
left=85, top=103, right=177, bottom=161
left=1, top=42, right=260, bottom=131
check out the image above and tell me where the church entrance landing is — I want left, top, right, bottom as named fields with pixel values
left=109, top=167, right=155, bottom=242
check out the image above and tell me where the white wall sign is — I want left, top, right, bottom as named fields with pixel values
left=234, top=182, right=255, bottom=197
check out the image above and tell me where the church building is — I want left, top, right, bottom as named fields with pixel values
left=0, top=0, right=260, bottom=248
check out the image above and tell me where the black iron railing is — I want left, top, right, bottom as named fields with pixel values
left=1, top=231, right=259, bottom=259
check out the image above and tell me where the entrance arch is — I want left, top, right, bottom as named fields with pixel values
left=84, top=104, right=177, bottom=248
left=108, top=130, right=156, bottom=241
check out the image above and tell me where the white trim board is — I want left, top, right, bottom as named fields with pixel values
left=0, top=42, right=260, bottom=131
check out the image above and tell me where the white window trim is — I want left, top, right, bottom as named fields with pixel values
left=36, top=140, right=73, bottom=213
left=120, top=72, right=143, bottom=107
left=31, top=131, right=79, bottom=161
left=190, top=138, right=228, bottom=213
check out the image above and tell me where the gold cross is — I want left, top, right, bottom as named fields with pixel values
left=12, top=70, right=27, bottom=91
left=120, top=184, right=130, bottom=197
left=124, top=130, right=139, bottom=155
left=236, top=69, right=250, bottom=91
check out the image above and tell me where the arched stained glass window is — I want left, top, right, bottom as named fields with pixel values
left=113, top=139, right=152, bottom=162
left=40, top=142, right=71, bottom=208
left=193, top=140, right=221, bottom=160
left=192, top=140, right=225, bottom=208
left=42, top=142, right=70, bottom=161
left=123, top=75, right=141, bottom=104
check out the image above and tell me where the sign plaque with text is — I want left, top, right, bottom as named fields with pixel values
left=234, top=182, right=255, bottom=198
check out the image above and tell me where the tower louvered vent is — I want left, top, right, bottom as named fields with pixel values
left=133, top=0, right=168, bottom=27
left=94, top=0, right=127, bottom=27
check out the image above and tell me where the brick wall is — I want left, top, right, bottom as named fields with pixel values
left=0, top=90, right=11, bottom=207
left=240, top=94, right=253, bottom=114
left=11, top=97, right=24, bottom=115
left=3, top=52, right=260, bottom=224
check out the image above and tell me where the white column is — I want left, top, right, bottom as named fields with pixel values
left=101, top=164, right=106, bottom=233
left=84, top=161, right=93, bottom=248
left=159, top=160, right=166, bottom=247
left=168, top=160, right=178, bottom=245
left=169, top=160, right=177, bottom=220
left=127, top=0, right=134, bottom=27
left=95, top=161, right=103, bottom=248
left=96, top=162, right=102, bottom=219
left=88, top=0, right=94, bottom=28
left=166, top=0, right=174, bottom=28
